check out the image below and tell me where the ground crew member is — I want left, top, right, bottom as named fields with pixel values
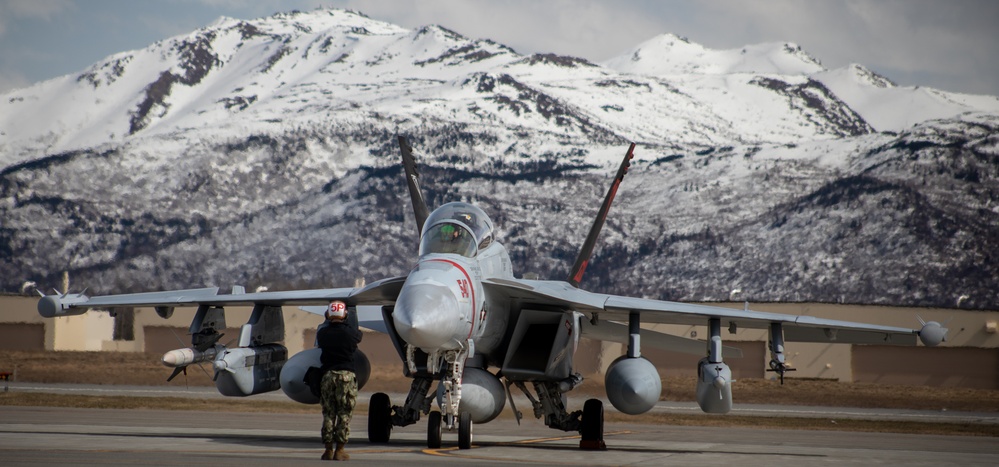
left=317, top=300, right=362, bottom=461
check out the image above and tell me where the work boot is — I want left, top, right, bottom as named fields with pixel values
left=333, top=442, right=350, bottom=461
left=321, top=441, right=334, bottom=460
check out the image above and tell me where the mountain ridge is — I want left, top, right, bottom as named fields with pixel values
left=1, top=8, right=996, bottom=310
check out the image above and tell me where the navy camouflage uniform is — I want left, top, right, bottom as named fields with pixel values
left=321, top=370, right=357, bottom=444
left=316, top=319, right=362, bottom=446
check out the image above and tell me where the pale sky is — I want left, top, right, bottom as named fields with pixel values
left=1, top=0, right=997, bottom=96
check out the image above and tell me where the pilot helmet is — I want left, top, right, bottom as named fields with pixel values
left=454, top=212, right=475, bottom=226
left=440, top=223, right=457, bottom=239
left=326, top=300, right=347, bottom=320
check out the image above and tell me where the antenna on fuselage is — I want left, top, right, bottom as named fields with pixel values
left=566, top=143, right=636, bottom=288
left=398, top=136, right=430, bottom=235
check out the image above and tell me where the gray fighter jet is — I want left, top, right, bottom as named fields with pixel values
left=38, top=137, right=947, bottom=450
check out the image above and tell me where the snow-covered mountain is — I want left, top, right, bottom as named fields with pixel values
left=1, top=8, right=997, bottom=309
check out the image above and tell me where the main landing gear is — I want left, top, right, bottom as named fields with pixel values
left=427, top=410, right=442, bottom=448
left=367, top=392, right=392, bottom=443
left=368, top=343, right=476, bottom=449
left=508, top=377, right=605, bottom=450
left=580, top=398, right=605, bottom=450
left=368, top=343, right=603, bottom=450
left=368, top=388, right=599, bottom=451
left=367, top=391, right=475, bottom=450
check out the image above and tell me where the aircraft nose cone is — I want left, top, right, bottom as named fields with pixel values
left=394, top=280, right=460, bottom=350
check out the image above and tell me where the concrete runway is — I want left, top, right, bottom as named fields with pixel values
left=2, top=405, right=998, bottom=466
left=2, top=383, right=998, bottom=466
left=9, top=382, right=999, bottom=425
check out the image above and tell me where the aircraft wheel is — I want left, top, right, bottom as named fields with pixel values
left=427, top=410, right=443, bottom=448
left=580, top=398, right=606, bottom=450
left=457, top=411, right=473, bottom=449
left=368, top=392, right=392, bottom=443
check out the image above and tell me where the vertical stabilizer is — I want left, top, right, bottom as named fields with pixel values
left=566, top=143, right=636, bottom=287
left=398, top=136, right=430, bottom=235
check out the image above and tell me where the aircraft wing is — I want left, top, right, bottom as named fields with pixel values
left=299, top=305, right=390, bottom=333
left=483, top=277, right=924, bottom=346
left=38, top=276, right=406, bottom=318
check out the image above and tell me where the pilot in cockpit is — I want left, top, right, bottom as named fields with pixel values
left=419, top=222, right=471, bottom=257
left=419, top=202, right=492, bottom=258
left=437, top=224, right=469, bottom=253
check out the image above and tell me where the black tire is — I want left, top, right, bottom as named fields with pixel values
left=367, top=392, right=392, bottom=443
left=457, top=411, right=473, bottom=449
left=427, top=410, right=443, bottom=449
left=580, top=398, right=604, bottom=448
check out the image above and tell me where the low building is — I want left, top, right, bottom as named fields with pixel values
left=2, top=294, right=997, bottom=388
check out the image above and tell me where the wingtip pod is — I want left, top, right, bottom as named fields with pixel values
left=918, top=321, right=948, bottom=346
left=37, top=293, right=90, bottom=318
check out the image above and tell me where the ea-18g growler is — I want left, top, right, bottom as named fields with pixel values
left=38, top=137, right=947, bottom=450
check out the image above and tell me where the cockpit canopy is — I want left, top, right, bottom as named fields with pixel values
left=419, top=202, right=495, bottom=258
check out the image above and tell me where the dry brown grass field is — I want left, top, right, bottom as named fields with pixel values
left=3, top=350, right=998, bottom=437
left=3, top=350, right=998, bottom=412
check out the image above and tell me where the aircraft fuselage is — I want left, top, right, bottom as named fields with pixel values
left=392, top=202, right=513, bottom=360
